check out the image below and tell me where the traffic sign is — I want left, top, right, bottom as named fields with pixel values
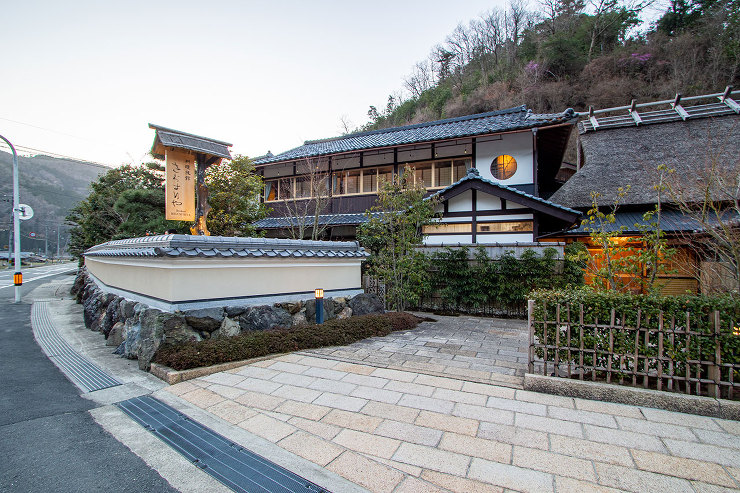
left=18, top=204, right=34, bottom=221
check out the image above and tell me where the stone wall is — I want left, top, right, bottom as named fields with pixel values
left=72, top=269, right=383, bottom=370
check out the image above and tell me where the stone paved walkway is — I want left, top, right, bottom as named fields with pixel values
left=305, top=314, right=528, bottom=389
left=167, top=348, right=740, bottom=492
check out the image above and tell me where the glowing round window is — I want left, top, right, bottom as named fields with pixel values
left=491, top=154, right=517, bottom=180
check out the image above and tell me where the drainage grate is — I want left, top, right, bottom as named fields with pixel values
left=31, top=301, right=122, bottom=392
left=117, top=396, right=330, bottom=493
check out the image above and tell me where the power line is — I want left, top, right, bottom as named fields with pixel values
left=0, top=143, right=113, bottom=168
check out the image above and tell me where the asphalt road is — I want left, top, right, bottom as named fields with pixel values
left=0, top=272, right=178, bottom=492
left=0, top=262, right=79, bottom=300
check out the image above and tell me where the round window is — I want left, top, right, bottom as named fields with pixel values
left=491, top=154, right=517, bottom=180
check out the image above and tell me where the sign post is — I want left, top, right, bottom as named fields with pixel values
left=165, top=149, right=196, bottom=221
left=0, top=133, right=22, bottom=302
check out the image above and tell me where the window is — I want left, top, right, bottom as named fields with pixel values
left=477, top=220, right=532, bottom=233
left=422, top=222, right=472, bottom=234
left=434, top=160, right=453, bottom=187
left=453, top=159, right=471, bottom=181
left=295, top=176, right=311, bottom=198
left=491, top=155, right=517, bottom=180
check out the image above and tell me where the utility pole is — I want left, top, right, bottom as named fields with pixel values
left=44, top=225, right=48, bottom=257
left=57, top=228, right=60, bottom=259
left=0, top=133, right=22, bottom=302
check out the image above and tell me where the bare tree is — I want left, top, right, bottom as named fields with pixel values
left=403, top=60, right=435, bottom=98
left=280, top=158, right=334, bottom=241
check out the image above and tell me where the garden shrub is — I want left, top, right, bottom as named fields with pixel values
left=152, top=312, right=423, bottom=371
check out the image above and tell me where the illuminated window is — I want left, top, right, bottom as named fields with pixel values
left=477, top=221, right=532, bottom=233
left=491, top=155, right=517, bottom=180
left=422, top=223, right=472, bottom=234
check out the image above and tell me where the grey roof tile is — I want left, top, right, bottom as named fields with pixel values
left=255, top=106, right=577, bottom=165
left=254, top=212, right=385, bottom=229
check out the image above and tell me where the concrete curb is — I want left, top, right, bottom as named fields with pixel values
left=149, top=354, right=282, bottom=385
left=523, top=373, right=740, bottom=421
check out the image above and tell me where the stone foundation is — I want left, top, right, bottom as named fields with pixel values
left=72, top=268, right=383, bottom=370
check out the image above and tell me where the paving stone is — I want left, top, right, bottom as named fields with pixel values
left=631, top=449, right=736, bottom=486
left=302, top=366, right=348, bottom=380
left=205, top=400, right=257, bottom=424
left=350, top=385, right=403, bottom=404
left=692, top=428, right=740, bottom=450
left=716, top=419, right=740, bottom=436
left=326, top=451, right=404, bottom=493
left=333, top=362, right=377, bottom=375
left=414, top=410, right=479, bottom=436
left=392, top=443, right=470, bottom=476
left=548, top=434, right=633, bottom=467
left=274, top=354, right=304, bottom=363
left=583, top=424, right=666, bottom=452
left=278, top=430, right=344, bottom=467
left=271, top=384, right=322, bottom=403
left=332, top=429, right=401, bottom=459
left=295, top=355, right=341, bottom=368
left=574, top=398, right=645, bottom=418
left=477, top=422, right=549, bottom=449
left=235, top=378, right=283, bottom=394
left=371, top=367, right=417, bottom=382
left=202, top=372, right=246, bottom=387
left=180, top=388, right=226, bottom=408
left=268, top=361, right=310, bottom=374
left=664, top=438, right=740, bottom=468
left=415, top=349, right=455, bottom=360
left=361, top=401, right=420, bottom=423
left=235, top=391, right=286, bottom=411
left=515, top=413, right=584, bottom=438
left=554, top=476, right=624, bottom=493
left=392, top=477, right=447, bottom=493
left=514, top=389, right=575, bottom=408
left=271, top=372, right=316, bottom=388
left=398, top=394, right=455, bottom=414
left=307, top=377, right=357, bottom=395
left=486, top=395, right=547, bottom=416
left=726, top=466, right=740, bottom=484
left=164, top=381, right=200, bottom=396
left=375, top=419, right=443, bottom=447
left=513, top=446, right=597, bottom=482
left=594, top=462, right=694, bottom=492
left=207, top=383, right=246, bottom=400
left=639, top=406, right=723, bottom=431
left=431, top=387, right=487, bottom=406
left=461, top=381, right=517, bottom=398
left=274, top=400, right=331, bottom=421
left=468, top=457, right=554, bottom=493
left=401, top=361, right=449, bottom=373
left=690, top=481, right=740, bottom=493
left=287, top=416, right=341, bottom=440
left=420, top=470, right=504, bottom=493
left=413, top=374, right=464, bottom=390
left=237, top=413, right=296, bottom=442
left=384, top=380, right=435, bottom=397
left=234, top=366, right=280, bottom=380
left=321, top=408, right=382, bottom=433
left=341, top=372, right=389, bottom=388
left=615, top=416, right=698, bottom=441
left=439, top=432, right=511, bottom=463
left=313, top=392, right=368, bottom=412
left=547, top=405, right=618, bottom=428
left=372, top=456, right=423, bottom=477
left=453, top=403, right=514, bottom=425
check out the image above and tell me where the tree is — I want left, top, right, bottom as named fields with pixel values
left=66, top=163, right=186, bottom=258
left=357, top=168, right=438, bottom=311
left=278, top=158, right=334, bottom=241
left=205, top=155, right=267, bottom=237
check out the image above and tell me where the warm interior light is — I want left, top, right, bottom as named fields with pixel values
left=315, top=288, right=324, bottom=299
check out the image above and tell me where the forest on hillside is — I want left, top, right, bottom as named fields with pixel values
left=359, top=0, right=738, bottom=131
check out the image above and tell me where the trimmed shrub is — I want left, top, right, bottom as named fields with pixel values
left=152, top=312, right=424, bottom=371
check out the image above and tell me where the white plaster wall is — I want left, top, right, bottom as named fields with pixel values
left=475, top=131, right=533, bottom=185
left=448, top=191, right=473, bottom=212
left=85, top=257, right=363, bottom=303
left=476, top=213, right=533, bottom=221
left=476, top=233, right=534, bottom=243
left=423, top=235, right=472, bottom=245
left=476, top=194, right=501, bottom=210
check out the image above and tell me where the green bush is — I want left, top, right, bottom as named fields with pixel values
left=529, top=287, right=740, bottom=389
left=152, top=312, right=424, bottom=371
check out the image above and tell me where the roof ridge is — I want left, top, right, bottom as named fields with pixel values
left=304, top=105, right=529, bottom=145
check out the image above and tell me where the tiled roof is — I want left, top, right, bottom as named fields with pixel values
left=84, top=235, right=369, bottom=258
left=428, top=168, right=581, bottom=216
left=149, top=124, right=232, bottom=160
left=562, top=208, right=739, bottom=235
left=254, top=212, right=384, bottom=229
left=255, top=106, right=577, bottom=165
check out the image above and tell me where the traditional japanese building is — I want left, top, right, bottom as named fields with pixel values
left=253, top=105, right=580, bottom=244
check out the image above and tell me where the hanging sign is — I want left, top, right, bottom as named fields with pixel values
left=165, top=148, right=195, bottom=221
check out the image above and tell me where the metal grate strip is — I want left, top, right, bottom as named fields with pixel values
left=31, top=301, right=122, bottom=392
left=117, top=396, right=330, bottom=493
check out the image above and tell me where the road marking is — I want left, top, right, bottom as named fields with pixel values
left=0, top=266, right=77, bottom=289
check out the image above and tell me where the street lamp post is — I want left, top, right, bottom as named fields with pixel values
left=0, top=134, right=22, bottom=302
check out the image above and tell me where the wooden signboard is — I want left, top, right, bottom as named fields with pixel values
left=165, top=149, right=195, bottom=221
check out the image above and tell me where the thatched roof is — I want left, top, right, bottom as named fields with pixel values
left=550, top=114, right=739, bottom=209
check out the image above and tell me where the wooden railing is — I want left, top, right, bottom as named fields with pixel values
left=527, top=300, right=740, bottom=400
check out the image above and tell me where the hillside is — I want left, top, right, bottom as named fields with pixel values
left=0, top=150, right=108, bottom=255
left=361, top=0, right=739, bottom=161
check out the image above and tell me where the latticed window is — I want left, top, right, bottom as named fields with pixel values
left=491, top=154, right=517, bottom=180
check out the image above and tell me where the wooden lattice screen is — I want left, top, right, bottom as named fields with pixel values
left=527, top=300, right=740, bottom=400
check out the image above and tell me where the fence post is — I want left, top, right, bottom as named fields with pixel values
left=708, top=310, right=721, bottom=398
left=527, top=299, right=534, bottom=374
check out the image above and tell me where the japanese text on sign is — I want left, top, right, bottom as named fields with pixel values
left=165, top=149, right=195, bottom=221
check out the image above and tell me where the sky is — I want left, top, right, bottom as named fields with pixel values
left=0, top=0, right=511, bottom=167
